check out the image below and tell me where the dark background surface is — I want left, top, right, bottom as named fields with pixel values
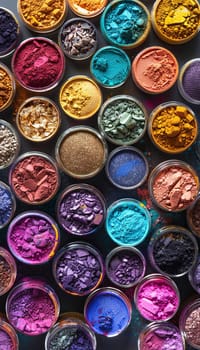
left=0, top=0, right=200, bottom=349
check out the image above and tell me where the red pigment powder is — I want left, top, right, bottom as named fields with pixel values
left=13, top=38, right=64, bottom=89
left=10, top=155, right=59, bottom=204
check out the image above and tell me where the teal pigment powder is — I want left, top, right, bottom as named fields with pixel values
left=90, top=46, right=130, bottom=88
left=106, top=200, right=151, bottom=246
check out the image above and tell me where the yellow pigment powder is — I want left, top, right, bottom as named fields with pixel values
left=153, top=0, right=200, bottom=43
left=18, top=0, right=66, bottom=31
left=0, top=65, right=13, bottom=111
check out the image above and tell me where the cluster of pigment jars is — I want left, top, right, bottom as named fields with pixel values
left=0, top=0, right=200, bottom=350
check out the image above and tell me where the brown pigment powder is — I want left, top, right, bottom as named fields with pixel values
left=59, top=131, right=105, bottom=177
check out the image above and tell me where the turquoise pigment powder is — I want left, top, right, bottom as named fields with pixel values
left=90, top=46, right=130, bottom=88
left=100, top=0, right=148, bottom=47
left=106, top=199, right=151, bottom=246
left=85, top=289, right=131, bottom=336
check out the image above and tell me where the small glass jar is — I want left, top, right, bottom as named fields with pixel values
left=55, top=126, right=108, bottom=179
left=0, top=317, right=19, bottom=350
left=16, top=96, right=61, bottom=142
left=0, top=181, right=16, bottom=229
left=68, top=0, right=108, bottom=18
left=45, top=317, right=97, bottom=350
left=52, top=242, right=105, bottom=296
left=148, top=102, right=198, bottom=154
left=7, top=211, right=60, bottom=265
left=100, top=0, right=151, bottom=50
left=138, top=321, right=185, bottom=350
left=188, top=255, right=200, bottom=295
left=98, top=95, right=148, bottom=146
left=134, top=274, right=180, bottom=322
left=84, top=287, right=132, bottom=337
left=132, top=46, right=179, bottom=94
left=9, top=151, right=60, bottom=205
left=105, top=246, right=146, bottom=289
left=90, top=46, right=131, bottom=89
left=11, top=37, right=65, bottom=93
left=0, top=7, right=20, bottom=58
left=148, top=160, right=199, bottom=212
left=178, top=59, right=200, bottom=105
left=179, top=298, right=200, bottom=349
left=148, top=226, right=198, bottom=278
left=56, top=184, right=106, bottom=236
left=0, top=63, right=16, bottom=112
left=6, top=278, right=60, bottom=336
left=105, top=146, right=149, bottom=190
left=58, top=18, right=98, bottom=61
left=106, top=198, right=151, bottom=246
left=17, top=0, right=67, bottom=33
left=59, top=75, right=102, bottom=119
left=0, top=247, right=17, bottom=296
left=186, top=194, right=200, bottom=238
left=151, top=0, right=200, bottom=45
left=0, top=120, right=20, bottom=170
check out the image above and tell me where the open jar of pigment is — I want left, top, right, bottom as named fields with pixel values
left=106, top=199, right=151, bottom=246
left=17, top=0, right=67, bottom=33
left=187, top=194, right=200, bottom=238
left=58, top=18, right=98, bottom=61
left=148, top=160, right=199, bottom=212
left=16, top=97, right=61, bottom=142
left=55, top=126, right=107, bottom=179
left=151, top=0, right=200, bottom=45
left=148, top=102, right=198, bottom=154
left=105, top=146, right=149, bottom=190
left=45, top=317, right=97, bottom=350
left=134, top=274, right=180, bottom=322
left=9, top=151, right=60, bottom=205
left=0, top=317, right=19, bottom=350
left=84, top=287, right=132, bottom=337
left=11, top=37, right=65, bottom=93
left=178, top=59, right=200, bottom=105
left=0, top=63, right=16, bottom=112
left=6, top=278, right=60, bottom=336
left=148, top=226, right=198, bottom=278
left=0, top=7, right=20, bottom=58
left=7, top=211, right=60, bottom=265
left=179, top=298, right=200, bottom=349
left=138, top=321, right=185, bottom=350
left=56, top=184, right=106, bottom=236
left=90, top=46, right=131, bottom=88
left=0, top=181, right=16, bottom=229
left=105, top=246, right=146, bottom=289
left=0, top=247, right=17, bottom=296
left=132, top=46, right=179, bottom=94
left=100, top=0, right=151, bottom=50
left=52, top=242, right=105, bottom=296
left=59, top=76, right=102, bottom=119
left=98, top=95, right=148, bottom=146
left=67, top=0, right=107, bottom=18
left=188, top=255, right=200, bottom=295
left=0, top=120, right=20, bottom=170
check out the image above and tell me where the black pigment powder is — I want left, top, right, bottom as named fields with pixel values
left=152, top=231, right=196, bottom=276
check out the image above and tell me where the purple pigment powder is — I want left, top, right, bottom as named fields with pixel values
left=140, top=323, right=184, bottom=350
left=7, top=288, right=57, bottom=335
left=182, top=60, right=200, bottom=102
left=136, top=277, right=179, bottom=321
left=58, top=187, right=105, bottom=235
left=7, top=212, right=59, bottom=264
left=0, top=328, right=14, bottom=350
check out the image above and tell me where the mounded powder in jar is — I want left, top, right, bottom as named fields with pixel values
left=183, top=303, right=200, bottom=347
left=0, top=8, right=19, bottom=56
left=0, top=120, right=19, bottom=169
left=0, top=63, right=15, bottom=111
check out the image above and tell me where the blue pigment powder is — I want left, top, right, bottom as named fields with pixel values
left=0, top=183, right=14, bottom=228
left=106, top=199, right=151, bottom=246
left=107, top=148, right=148, bottom=189
left=100, top=0, right=148, bottom=47
left=85, top=290, right=131, bottom=336
left=90, top=46, right=130, bottom=87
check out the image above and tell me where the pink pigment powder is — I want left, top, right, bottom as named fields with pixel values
left=12, top=38, right=64, bottom=90
left=136, top=277, right=179, bottom=321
